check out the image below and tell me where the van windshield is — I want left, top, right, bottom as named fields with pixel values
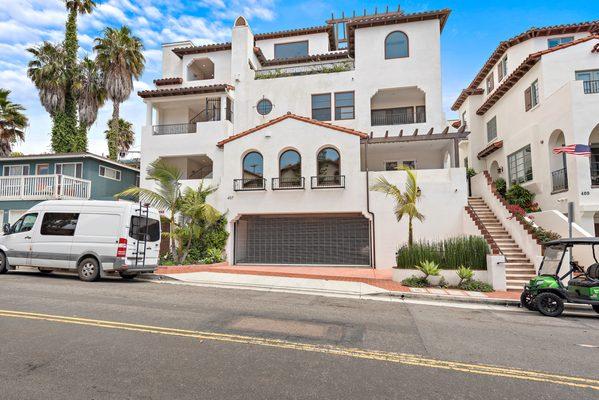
left=129, top=216, right=160, bottom=242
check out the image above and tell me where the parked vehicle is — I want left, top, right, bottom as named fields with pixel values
left=0, top=200, right=161, bottom=281
left=520, top=238, right=599, bottom=317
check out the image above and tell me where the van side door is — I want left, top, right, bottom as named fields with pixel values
left=30, top=212, right=79, bottom=269
left=3, top=213, right=38, bottom=266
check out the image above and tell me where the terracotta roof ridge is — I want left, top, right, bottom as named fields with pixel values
left=254, top=25, right=331, bottom=39
left=217, top=113, right=367, bottom=147
left=172, top=42, right=232, bottom=58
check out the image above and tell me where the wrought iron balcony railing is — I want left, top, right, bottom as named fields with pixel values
left=272, top=177, right=305, bottom=190
left=311, top=175, right=345, bottom=189
left=234, top=178, right=266, bottom=191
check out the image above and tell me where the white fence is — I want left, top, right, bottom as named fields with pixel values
left=0, top=175, right=91, bottom=200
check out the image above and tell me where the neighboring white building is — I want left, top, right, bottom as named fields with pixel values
left=453, top=22, right=599, bottom=234
left=139, top=8, right=474, bottom=268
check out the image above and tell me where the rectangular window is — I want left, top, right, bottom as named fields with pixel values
left=2, top=165, right=30, bottom=176
left=486, top=116, right=497, bottom=142
left=403, top=160, right=416, bottom=169
left=371, top=107, right=414, bottom=125
left=55, top=162, right=82, bottom=178
left=548, top=36, right=574, bottom=48
left=508, top=145, right=533, bottom=185
left=130, top=216, right=161, bottom=242
left=524, top=80, right=539, bottom=111
left=498, top=56, right=508, bottom=81
left=35, top=163, right=50, bottom=175
left=274, top=41, right=309, bottom=59
left=334, top=91, right=354, bottom=120
left=385, top=161, right=398, bottom=171
left=99, top=165, right=121, bottom=181
left=486, top=73, right=494, bottom=94
left=415, top=106, right=426, bottom=123
left=40, top=212, right=79, bottom=236
left=575, top=69, right=599, bottom=81
left=311, top=93, right=331, bottom=121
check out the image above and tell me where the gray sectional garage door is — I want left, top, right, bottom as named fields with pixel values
left=234, top=214, right=371, bottom=266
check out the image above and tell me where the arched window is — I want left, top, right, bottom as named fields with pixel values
left=385, top=31, right=409, bottom=59
left=317, top=147, right=341, bottom=186
left=242, top=151, right=263, bottom=188
left=279, top=150, right=301, bottom=187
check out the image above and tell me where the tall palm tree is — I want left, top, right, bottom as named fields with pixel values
left=63, top=0, right=97, bottom=150
left=370, top=167, right=424, bottom=247
left=76, top=56, right=106, bottom=129
left=94, top=26, right=145, bottom=160
left=0, top=89, right=28, bottom=156
left=116, top=159, right=182, bottom=258
left=104, top=118, right=134, bottom=160
left=27, top=42, right=67, bottom=117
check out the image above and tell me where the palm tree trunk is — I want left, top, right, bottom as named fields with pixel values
left=169, top=209, right=178, bottom=263
left=107, top=102, right=120, bottom=160
left=408, top=217, right=413, bottom=247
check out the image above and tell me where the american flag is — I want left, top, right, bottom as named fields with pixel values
left=553, top=144, right=592, bottom=156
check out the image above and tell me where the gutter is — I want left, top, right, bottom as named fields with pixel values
left=364, top=139, right=376, bottom=269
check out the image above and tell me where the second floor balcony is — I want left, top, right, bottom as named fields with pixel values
left=583, top=80, right=599, bottom=94
left=0, top=174, right=91, bottom=201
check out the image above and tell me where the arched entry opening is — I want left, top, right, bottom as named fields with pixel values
left=548, top=129, right=568, bottom=192
left=589, top=124, right=599, bottom=187
left=489, top=160, right=501, bottom=181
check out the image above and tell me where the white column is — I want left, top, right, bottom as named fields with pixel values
left=146, top=102, right=153, bottom=127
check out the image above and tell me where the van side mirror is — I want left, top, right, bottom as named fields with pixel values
left=2, top=223, right=10, bottom=235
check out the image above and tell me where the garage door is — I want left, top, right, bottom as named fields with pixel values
left=235, top=214, right=371, bottom=266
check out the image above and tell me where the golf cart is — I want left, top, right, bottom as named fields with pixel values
left=520, top=238, right=599, bottom=317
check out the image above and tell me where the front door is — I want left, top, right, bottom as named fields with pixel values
left=4, top=212, right=38, bottom=266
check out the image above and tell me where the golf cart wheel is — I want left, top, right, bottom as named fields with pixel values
left=118, top=271, right=138, bottom=280
left=535, top=292, right=564, bottom=317
left=38, top=268, right=53, bottom=274
left=0, top=251, right=7, bottom=274
left=592, top=305, right=599, bottom=314
left=77, top=257, right=101, bottom=282
left=520, top=290, right=537, bottom=311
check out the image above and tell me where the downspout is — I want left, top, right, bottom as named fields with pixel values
left=365, top=139, right=376, bottom=269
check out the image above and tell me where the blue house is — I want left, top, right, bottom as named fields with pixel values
left=0, top=152, right=140, bottom=225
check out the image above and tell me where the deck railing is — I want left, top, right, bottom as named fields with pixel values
left=255, top=61, right=354, bottom=80
left=153, top=123, right=197, bottom=135
left=551, top=168, right=568, bottom=193
left=583, top=80, right=599, bottom=94
left=0, top=174, right=91, bottom=200
left=371, top=110, right=426, bottom=126
left=234, top=178, right=266, bottom=191
left=272, top=177, right=305, bottom=190
left=311, top=175, right=345, bottom=189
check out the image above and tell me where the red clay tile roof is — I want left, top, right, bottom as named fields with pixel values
left=154, top=77, right=183, bottom=86
left=138, top=84, right=234, bottom=99
left=217, top=113, right=368, bottom=147
left=452, top=20, right=599, bottom=110
left=476, top=35, right=599, bottom=115
left=253, top=46, right=267, bottom=64
left=451, top=88, right=484, bottom=111
left=346, top=9, right=451, bottom=57
left=172, top=43, right=232, bottom=58
left=477, top=140, right=503, bottom=159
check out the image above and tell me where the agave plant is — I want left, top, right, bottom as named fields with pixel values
left=456, top=265, right=474, bottom=285
left=416, top=260, right=440, bottom=280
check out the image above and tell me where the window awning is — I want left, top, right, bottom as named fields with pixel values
left=477, top=140, right=503, bottom=159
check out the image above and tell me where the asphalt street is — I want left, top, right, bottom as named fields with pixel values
left=0, top=270, right=598, bottom=400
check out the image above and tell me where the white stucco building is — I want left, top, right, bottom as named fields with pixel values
left=139, top=8, right=474, bottom=268
left=453, top=21, right=599, bottom=234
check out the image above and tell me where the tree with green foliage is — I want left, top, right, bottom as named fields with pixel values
left=104, top=118, right=135, bottom=159
left=94, top=26, right=145, bottom=160
left=370, top=166, right=424, bottom=247
left=0, top=89, right=28, bottom=156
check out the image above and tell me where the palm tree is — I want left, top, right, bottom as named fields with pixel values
left=27, top=42, right=68, bottom=117
left=370, top=167, right=424, bottom=247
left=94, top=26, right=145, bottom=160
left=104, top=118, right=134, bottom=160
left=76, top=57, right=106, bottom=129
left=116, top=159, right=182, bottom=258
left=0, top=89, right=28, bottom=156
left=63, top=0, right=97, bottom=150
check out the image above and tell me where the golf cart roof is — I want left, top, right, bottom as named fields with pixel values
left=544, top=238, right=599, bottom=246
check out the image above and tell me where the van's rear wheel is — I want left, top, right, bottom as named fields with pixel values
left=119, top=271, right=138, bottom=280
left=77, top=258, right=100, bottom=282
left=0, top=252, right=7, bottom=274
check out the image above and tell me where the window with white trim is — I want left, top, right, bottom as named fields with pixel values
left=548, top=37, right=574, bottom=48
left=2, top=164, right=30, bottom=176
left=486, top=116, right=497, bottom=142
left=55, top=162, right=82, bottom=178
left=497, top=56, right=508, bottom=81
left=508, top=145, right=533, bottom=185
left=99, top=165, right=121, bottom=181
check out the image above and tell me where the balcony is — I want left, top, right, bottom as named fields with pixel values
left=551, top=168, right=568, bottom=193
left=311, top=175, right=345, bottom=189
left=370, top=87, right=426, bottom=127
left=255, top=60, right=354, bottom=80
left=583, top=80, right=599, bottom=94
left=0, top=175, right=91, bottom=200
left=234, top=178, right=266, bottom=191
left=272, top=177, right=305, bottom=190
left=371, top=109, right=426, bottom=126
left=153, top=123, right=197, bottom=135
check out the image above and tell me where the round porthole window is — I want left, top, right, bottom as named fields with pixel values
left=256, top=99, right=273, bottom=115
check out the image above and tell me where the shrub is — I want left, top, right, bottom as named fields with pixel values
left=458, top=279, right=493, bottom=292
left=532, top=226, right=561, bottom=243
left=200, top=248, right=224, bottom=264
left=494, top=178, right=506, bottom=197
left=505, top=184, right=536, bottom=211
left=185, top=216, right=229, bottom=264
left=456, top=266, right=474, bottom=285
left=466, top=168, right=477, bottom=179
left=401, top=275, right=429, bottom=288
left=416, top=260, right=440, bottom=279
left=396, top=236, right=489, bottom=270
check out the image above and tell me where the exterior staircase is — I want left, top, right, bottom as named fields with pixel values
left=467, top=197, right=536, bottom=291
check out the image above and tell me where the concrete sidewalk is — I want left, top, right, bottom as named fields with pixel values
left=153, top=264, right=523, bottom=305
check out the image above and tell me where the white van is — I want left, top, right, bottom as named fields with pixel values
left=0, top=200, right=162, bottom=281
